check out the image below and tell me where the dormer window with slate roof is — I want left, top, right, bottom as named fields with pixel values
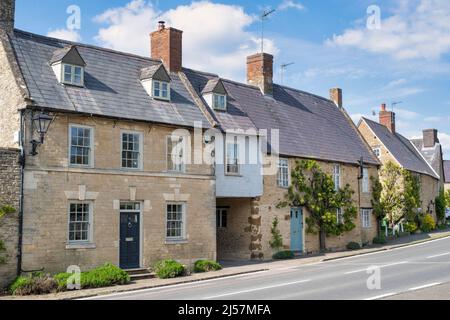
left=50, top=46, right=86, bottom=87
left=140, top=64, right=171, bottom=101
left=202, top=78, right=228, bottom=111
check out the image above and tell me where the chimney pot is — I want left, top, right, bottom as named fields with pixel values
left=381, top=103, right=386, bottom=111
left=0, top=0, right=15, bottom=34
left=247, top=53, right=274, bottom=95
left=330, top=88, right=343, bottom=108
left=158, top=21, right=165, bottom=30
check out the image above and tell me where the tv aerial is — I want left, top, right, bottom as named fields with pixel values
left=260, top=9, right=276, bottom=53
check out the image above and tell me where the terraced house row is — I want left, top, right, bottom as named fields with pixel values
left=0, top=0, right=444, bottom=288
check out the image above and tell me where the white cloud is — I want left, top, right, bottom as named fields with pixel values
left=47, top=28, right=81, bottom=42
left=327, top=0, right=450, bottom=60
left=278, top=0, right=305, bottom=11
left=438, top=133, right=450, bottom=152
left=94, top=0, right=278, bottom=81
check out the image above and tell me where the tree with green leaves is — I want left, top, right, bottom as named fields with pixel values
left=435, top=188, right=446, bottom=224
left=403, top=170, right=422, bottom=225
left=278, top=160, right=357, bottom=251
left=445, top=189, right=450, bottom=211
left=269, top=217, right=283, bottom=252
left=370, top=176, right=385, bottom=236
left=378, top=162, right=405, bottom=228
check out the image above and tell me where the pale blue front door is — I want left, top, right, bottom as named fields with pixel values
left=290, top=208, right=303, bottom=252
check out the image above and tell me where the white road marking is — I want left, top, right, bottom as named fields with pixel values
left=344, top=261, right=408, bottom=275
left=329, top=235, right=450, bottom=263
left=426, top=252, right=450, bottom=259
left=79, top=270, right=270, bottom=300
left=365, top=292, right=398, bottom=300
left=408, top=282, right=441, bottom=291
left=203, top=279, right=312, bottom=300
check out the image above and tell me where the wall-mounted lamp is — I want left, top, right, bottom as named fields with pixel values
left=30, top=112, right=53, bottom=156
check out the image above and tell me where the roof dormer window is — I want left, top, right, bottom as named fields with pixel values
left=153, top=80, right=170, bottom=100
left=140, top=64, right=172, bottom=102
left=213, top=93, right=227, bottom=111
left=63, top=64, right=84, bottom=86
left=50, top=46, right=86, bottom=87
left=202, top=78, right=228, bottom=112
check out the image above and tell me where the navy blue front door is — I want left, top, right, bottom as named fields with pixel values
left=120, top=212, right=140, bottom=269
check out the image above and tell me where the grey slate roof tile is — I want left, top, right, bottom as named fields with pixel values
left=185, top=68, right=379, bottom=166
left=411, top=138, right=443, bottom=178
left=363, top=118, right=438, bottom=179
left=10, top=30, right=211, bottom=129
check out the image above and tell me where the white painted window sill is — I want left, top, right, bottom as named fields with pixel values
left=165, top=239, right=188, bottom=245
left=66, top=243, right=96, bottom=250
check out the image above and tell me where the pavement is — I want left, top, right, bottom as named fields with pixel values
left=2, top=229, right=450, bottom=300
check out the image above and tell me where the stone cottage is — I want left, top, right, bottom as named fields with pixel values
left=358, top=104, right=441, bottom=222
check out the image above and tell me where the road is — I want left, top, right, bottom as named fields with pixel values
left=84, top=237, right=450, bottom=300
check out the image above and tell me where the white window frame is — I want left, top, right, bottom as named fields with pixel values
left=225, top=136, right=240, bottom=175
left=333, top=164, right=341, bottom=191
left=69, top=124, right=94, bottom=168
left=373, top=147, right=381, bottom=158
left=152, top=80, right=171, bottom=101
left=62, top=63, right=84, bottom=86
left=166, top=135, right=186, bottom=173
left=166, top=203, right=186, bottom=241
left=213, top=93, right=227, bottom=111
left=216, top=208, right=228, bottom=229
left=336, top=208, right=344, bottom=224
left=361, top=209, right=372, bottom=229
left=68, top=202, right=94, bottom=244
left=121, top=131, right=143, bottom=170
left=277, top=158, right=289, bottom=188
left=362, top=167, right=370, bottom=193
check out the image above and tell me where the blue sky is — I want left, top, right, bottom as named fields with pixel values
left=15, top=0, right=450, bottom=157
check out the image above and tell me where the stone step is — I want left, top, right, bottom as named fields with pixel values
left=129, top=272, right=155, bottom=281
left=125, top=268, right=151, bottom=275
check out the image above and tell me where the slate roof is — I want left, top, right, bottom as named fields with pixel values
left=185, top=68, right=379, bottom=166
left=362, top=118, right=439, bottom=179
left=201, top=78, right=221, bottom=94
left=444, top=160, right=450, bottom=183
left=10, top=30, right=211, bottom=129
left=410, top=138, right=443, bottom=179
left=10, top=29, right=380, bottom=166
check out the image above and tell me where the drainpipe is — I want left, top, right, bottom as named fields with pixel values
left=17, top=109, right=25, bottom=276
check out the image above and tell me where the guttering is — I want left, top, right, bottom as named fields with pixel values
left=17, top=109, right=25, bottom=275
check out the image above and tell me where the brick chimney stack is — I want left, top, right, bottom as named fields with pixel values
left=150, top=21, right=183, bottom=73
left=330, top=88, right=343, bottom=108
left=379, top=103, right=396, bottom=134
left=423, top=129, right=439, bottom=148
left=0, top=0, right=15, bottom=34
left=247, top=53, right=274, bottom=95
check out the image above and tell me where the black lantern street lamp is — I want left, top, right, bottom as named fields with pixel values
left=31, top=112, right=53, bottom=156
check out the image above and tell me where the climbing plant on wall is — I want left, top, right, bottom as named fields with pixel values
left=0, top=205, right=16, bottom=265
left=278, top=160, right=357, bottom=251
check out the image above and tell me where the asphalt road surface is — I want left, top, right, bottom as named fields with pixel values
left=83, top=237, right=450, bottom=300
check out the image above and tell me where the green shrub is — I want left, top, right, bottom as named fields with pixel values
left=404, top=221, right=418, bottom=233
left=421, top=214, right=436, bottom=233
left=373, top=236, right=387, bottom=244
left=194, top=260, right=222, bottom=273
left=153, top=260, right=185, bottom=279
left=54, top=263, right=130, bottom=291
left=272, top=250, right=295, bottom=260
left=9, top=273, right=57, bottom=296
left=346, top=242, right=361, bottom=250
